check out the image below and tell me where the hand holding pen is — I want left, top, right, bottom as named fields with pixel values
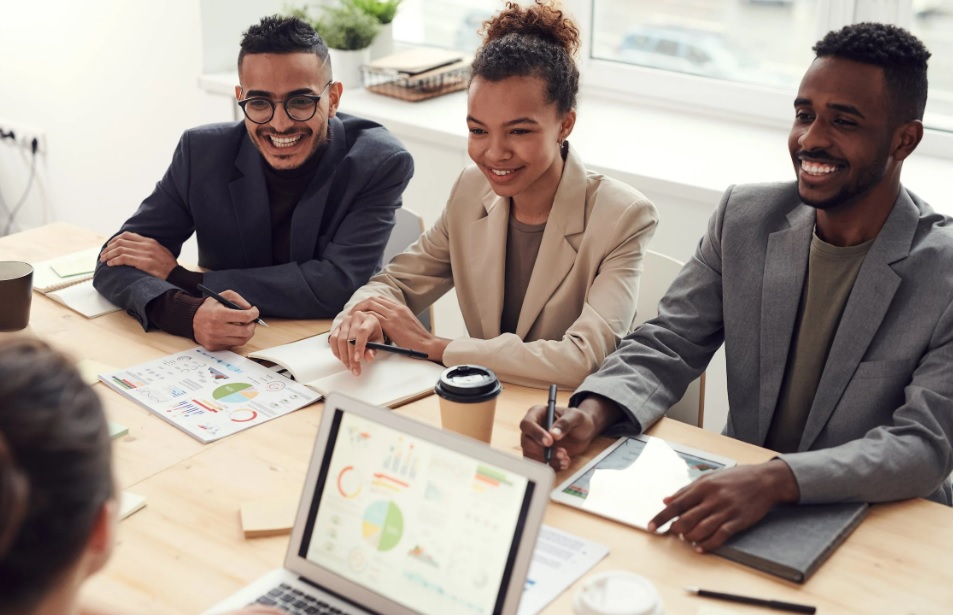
left=545, top=384, right=557, bottom=465
left=348, top=339, right=428, bottom=360
left=197, top=283, right=268, bottom=327
left=192, top=285, right=263, bottom=351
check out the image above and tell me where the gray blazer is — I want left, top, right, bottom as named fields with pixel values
left=576, top=182, right=953, bottom=505
left=93, top=114, right=413, bottom=329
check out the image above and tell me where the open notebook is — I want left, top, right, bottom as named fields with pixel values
left=248, top=332, right=444, bottom=408
left=31, top=247, right=120, bottom=318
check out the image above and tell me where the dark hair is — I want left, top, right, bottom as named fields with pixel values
left=0, top=339, right=113, bottom=613
left=238, top=14, right=329, bottom=70
left=470, top=1, right=581, bottom=115
left=813, top=22, right=931, bottom=122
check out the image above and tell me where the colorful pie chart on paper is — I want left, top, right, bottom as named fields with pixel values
left=362, top=501, right=403, bottom=552
left=212, top=382, right=259, bottom=404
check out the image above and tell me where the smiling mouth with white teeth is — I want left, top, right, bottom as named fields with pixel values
left=490, top=167, right=520, bottom=176
left=800, top=159, right=843, bottom=176
left=267, top=134, right=304, bottom=148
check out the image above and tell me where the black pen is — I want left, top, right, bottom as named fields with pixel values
left=685, top=587, right=816, bottom=614
left=196, top=283, right=268, bottom=327
left=349, top=339, right=428, bottom=360
left=545, top=384, right=557, bottom=465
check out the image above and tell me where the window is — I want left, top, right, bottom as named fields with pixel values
left=393, top=0, right=501, bottom=52
left=590, top=0, right=814, bottom=89
left=393, top=0, right=953, bottom=142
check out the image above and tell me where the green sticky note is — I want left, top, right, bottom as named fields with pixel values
left=108, top=421, right=128, bottom=440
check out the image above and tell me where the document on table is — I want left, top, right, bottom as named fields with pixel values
left=517, top=525, right=609, bottom=615
left=99, top=347, right=320, bottom=443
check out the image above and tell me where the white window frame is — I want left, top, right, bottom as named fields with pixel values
left=565, top=0, right=953, bottom=159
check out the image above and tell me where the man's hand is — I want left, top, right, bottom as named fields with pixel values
left=648, top=459, right=800, bottom=551
left=329, top=310, right=385, bottom=376
left=192, top=291, right=258, bottom=351
left=520, top=394, right=624, bottom=470
left=99, top=232, right=179, bottom=279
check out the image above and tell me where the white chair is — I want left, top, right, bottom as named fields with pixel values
left=635, top=250, right=706, bottom=428
left=381, top=208, right=433, bottom=333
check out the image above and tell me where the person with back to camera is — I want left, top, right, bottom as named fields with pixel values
left=0, top=338, right=283, bottom=615
left=520, top=23, right=953, bottom=551
left=94, top=15, right=414, bottom=352
left=329, top=0, right=659, bottom=389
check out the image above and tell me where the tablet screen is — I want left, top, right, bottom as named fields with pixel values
left=559, top=436, right=726, bottom=501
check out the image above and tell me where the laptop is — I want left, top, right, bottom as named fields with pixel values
left=205, top=393, right=554, bottom=615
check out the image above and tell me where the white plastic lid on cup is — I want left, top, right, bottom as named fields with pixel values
left=573, top=571, right=663, bottom=615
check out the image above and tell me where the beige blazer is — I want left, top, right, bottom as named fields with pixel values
left=334, top=145, right=658, bottom=388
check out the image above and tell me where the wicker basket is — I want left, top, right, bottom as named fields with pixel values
left=361, top=49, right=470, bottom=102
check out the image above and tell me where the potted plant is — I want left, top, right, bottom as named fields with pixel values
left=291, top=3, right=380, bottom=88
left=346, top=0, right=403, bottom=59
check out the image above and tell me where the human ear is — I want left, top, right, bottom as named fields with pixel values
left=234, top=85, right=243, bottom=102
left=558, top=108, right=577, bottom=142
left=83, top=498, right=119, bottom=578
left=892, top=119, right=923, bottom=162
left=326, top=81, right=344, bottom=119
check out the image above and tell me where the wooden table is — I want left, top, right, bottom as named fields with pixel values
left=3, top=224, right=952, bottom=614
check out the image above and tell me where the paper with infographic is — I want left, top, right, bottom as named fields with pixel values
left=517, top=525, right=608, bottom=615
left=99, top=347, right=320, bottom=443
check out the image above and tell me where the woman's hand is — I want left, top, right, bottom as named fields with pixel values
left=329, top=310, right=384, bottom=376
left=351, top=297, right=450, bottom=364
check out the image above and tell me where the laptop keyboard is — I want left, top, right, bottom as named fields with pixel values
left=254, top=582, right=351, bottom=615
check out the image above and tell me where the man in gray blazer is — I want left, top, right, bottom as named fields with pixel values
left=521, top=23, right=953, bottom=550
left=94, top=16, right=413, bottom=350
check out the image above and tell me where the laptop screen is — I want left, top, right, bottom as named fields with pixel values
left=298, top=407, right=535, bottom=615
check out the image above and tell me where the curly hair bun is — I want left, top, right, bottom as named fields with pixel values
left=483, top=1, right=580, bottom=58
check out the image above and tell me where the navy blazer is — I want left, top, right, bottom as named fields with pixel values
left=93, top=113, right=414, bottom=328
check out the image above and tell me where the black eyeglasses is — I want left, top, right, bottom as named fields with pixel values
left=237, top=81, right=333, bottom=124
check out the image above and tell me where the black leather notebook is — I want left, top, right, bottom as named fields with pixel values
left=713, top=502, right=869, bottom=583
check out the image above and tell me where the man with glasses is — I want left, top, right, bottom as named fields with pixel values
left=94, top=15, right=413, bottom=350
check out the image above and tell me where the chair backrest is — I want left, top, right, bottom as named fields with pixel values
left=381, top=208, right=433, bottom=333
left=634, top=250, right=705, bottom=428
left=383, top=207, right=425, bottom=265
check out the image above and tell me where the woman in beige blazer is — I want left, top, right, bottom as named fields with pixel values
left=330, top=1, right=658, bottom=389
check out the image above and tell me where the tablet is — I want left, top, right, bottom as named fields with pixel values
left=551, top=434, right=736, bottom=531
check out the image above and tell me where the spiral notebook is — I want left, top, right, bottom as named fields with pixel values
left=30, top=247, right=121, bottom=318
left=31, top=247, right=100, bottom=292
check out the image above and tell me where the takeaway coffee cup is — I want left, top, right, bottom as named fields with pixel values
left=573, top=571, right=663, bottom=615
left=0, top=261, right=33, bottom=332
left=434, top=365, right=502, bottom=443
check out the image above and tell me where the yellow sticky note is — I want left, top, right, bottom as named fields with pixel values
left=240, top=497, right=299, bottom=538
left=76, top=359, right=118, bottom=386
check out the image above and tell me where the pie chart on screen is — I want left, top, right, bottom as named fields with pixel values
left=362, top=501, right=403, bottom=552
left=213, top=382, right=259, bottom=404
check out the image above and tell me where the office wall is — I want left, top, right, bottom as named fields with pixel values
left=0, top=1, right=231, bottom=240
